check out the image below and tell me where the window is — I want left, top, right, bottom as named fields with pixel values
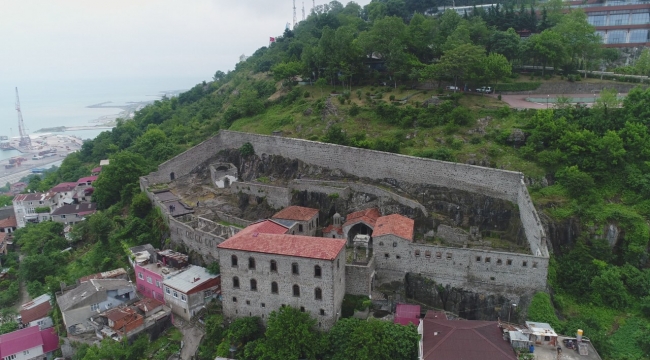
left=544, top=336, right=551, bottom=341
left=415, top=250, right=420, bottom=257
left=315, top=287, right=322, bottom=300
left=425, top=251, right=431, bottom=259
left=292, top=263, right=299, bottom=275
left=5, top=354, right=16, bottom=360
left=314, top=265, right=322, bottom=278
left=173, top=291, right=178, bottom=298
left=181, top=294, right=187, bottom=302
left=497, top=259, right=503, bottom=265
left=384, top=253, right=389, bottom=259
left=629, top=29, right=649, bottom=43
left=522, top=261, right=528, bottom=267
left=446, top=253, right=452, bottom=260
left=293, top=284, right=300, bottom=297
left=233, top=277, right=240, bottom=289
left=485, top=257, right=491, bottom=263
left=250, top=279, right=257, bottom=291
left=147, top=276, right=152, bottom=284
left=166, top=287, right=171, bottom=294
left=337, top=259, right=339, bottom=269
left=506, top=259, right=513, bottom=266
left=23, top=351, right=29, bottom=356
left=379, top=241, right=384, bottom=246
left=320, top=309, right=325, bottom=316
left=396, top=255, right=401, bottom=259
left=532, top=262, right=538, bottom=268
left=91, top=303, right=99, bottom=311
left=138, top=272, right=144, bottom=280
left=249, top=257, right=256, bottom=269
left=608, top=30, right=626, bottom=44
left=261, top=303, right=266, bottom=308
left=246, top=300, right=251, bottom=305
left=393, top=242, right=397, bottom=247
left=232, top=297, right=237, bottom=302
left=300, top=306, right=305, bottom=312
left=270, top=260, right=277, bottom=272
left=299, top=224, right=303, bottom=232
left=435, top=252, right=442, bottom=259
left=156, top=280, right=161, bottom=288
left=476, top=256, right=481, bottom=262
left=231, top=255, right=238, bottom=267
left=271, top=281, right=278, bottom=294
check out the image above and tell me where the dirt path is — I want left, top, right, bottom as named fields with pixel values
left=12, top=254, right=30, bottom=313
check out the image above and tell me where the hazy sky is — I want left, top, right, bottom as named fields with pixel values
left=1, top=0, right=372, bottom=83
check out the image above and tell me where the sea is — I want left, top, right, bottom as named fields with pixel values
left=0, top=77, right=204, bottom=162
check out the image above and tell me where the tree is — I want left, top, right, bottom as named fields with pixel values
left=0, top=322, right=18, bottom=335
left=252, top=307, right=322, bottom=360
left=92, top=151, right=150, bottom=209
left=213, top=70, right=226, bottom=82
left=131, top=192, right=152, bottom=219
left=437, top=43, right=486, bottom=89
left=322, top=125, right=348, bottom=145
left=590, top=267, right=630, bottom=309
left=527, top=30, right=566, bottom=77
left=483, top=53, right=511, bottom=93
left=553, top=10, right=600, bottom=75
left=271, top=61, right=305, bottom=86
left=488, top=28, right=520, bottom=63
left=315, top=78, right=327, bottom=97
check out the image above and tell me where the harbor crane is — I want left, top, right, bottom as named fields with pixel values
left=15, top=87, right=32, bottom=150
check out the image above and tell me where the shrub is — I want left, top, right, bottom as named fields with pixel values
left=239, top=142, right=255, bottom=157
left=469, top=136, right=482, bottom=145
left=389, top=95, right=396, bottom=101
left=338, top=96, right=345, bottom=105
left=349, top=103, right=360, bottom=116
left=303, top=91, right=310, bottom=98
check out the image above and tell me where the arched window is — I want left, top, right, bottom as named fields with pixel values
left=270, top=260, right=277, bottom=272
left=250, top=279, right=257, bottom=291
left=249, top=257, right=256, bottom=269
left=315, top=287, right=322, bottom=300
left=293, top=284, right=300, bottom=297
left=271, top=281, right=278, bottom=294
left=292, top=263, right=299, bottom=275
left=233, top=277, right=240, bottom=289
left=231, top=255, right=238, bottom=267
left=314, top=265, right=321, bottom=278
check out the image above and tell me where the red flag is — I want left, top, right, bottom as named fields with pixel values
left=269, top=37, right=276, bottom=42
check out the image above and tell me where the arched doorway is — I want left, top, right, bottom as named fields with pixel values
left=347, top=222, right=373, bottom=246
left=170, top=172, right=175, bottom=181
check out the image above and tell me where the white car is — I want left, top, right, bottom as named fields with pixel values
left=445, top=86, right=460, bottom=91
left=476, top=86, right=493, bottom=93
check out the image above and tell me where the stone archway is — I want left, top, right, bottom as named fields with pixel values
left=347, top=222, right=373, bottom=246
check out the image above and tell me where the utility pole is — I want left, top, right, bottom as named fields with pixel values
left=15, top=87, right=32, bottom=150
left=302, top=1, right=305, bottom=21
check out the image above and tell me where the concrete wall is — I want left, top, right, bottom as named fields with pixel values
left=374, top=234, right=548, bottom=291
left=231, top=182, right=290, bottom=209
left=219, top=248, right=346, bottom=330
left=345, top=256, right=375, bottom=296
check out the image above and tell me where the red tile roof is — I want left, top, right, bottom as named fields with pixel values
left=218, top=230, right=345, bottom=261
left=0, top=217, right=17, bottom=229
left=77, top=175, right=98, bottom=183
left=272, top=206, right=319, bottom=222
left=135, top=297, right=164, bottom=313
left=344, top=208, right=382, bottom=228
left=20, top=295, right=52, bottom=324
left=244, top=220, right=289, bottom=235
left=50, top=182, right=77, bottom=192
left=323, top=225, right=343, bottom=235
left=0, top=326, right=42, bottom=358
left=373, top=214, right=414, bottom=241
left=421, top=311, right=517, bottom=360
left=40, top=327, right=59, bottom=354
left=91, top=167, right=102, bottom=173
left=394, top=304, right=420, bottom=326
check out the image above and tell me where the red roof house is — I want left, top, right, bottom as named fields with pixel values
left=0, top=217, right=17, bottom=233
left=373, top=214, right=415, bottom=241
left=420, top=310, right=517, bottom=360
left=272, top=206, right=319, bottom=221
left=344, top=208, right=382, bottom=228
left=394, top=304, right=421, bottom=326
left=19, top=294, right=52, bottom=324
left=77, top=175, right=98, bottom=185
left=272, top=206, right=320, bottom=236
left=0, top=326, right=59, bottom=359
left=218, top=232, right=346, bottom=260
left=50, top=182, right=77, bottom=193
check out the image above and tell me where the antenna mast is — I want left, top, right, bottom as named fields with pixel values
left=302, top=1, right=305, bottom=20
left=293, top=0, right=297, bottom=28
left=15, top=87, right=32, bottom=149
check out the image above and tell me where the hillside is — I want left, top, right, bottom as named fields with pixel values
left=5, top=1, right=650, bottom=359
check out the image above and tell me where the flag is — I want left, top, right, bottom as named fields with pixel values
left=269, top=37, right=276, bottom=43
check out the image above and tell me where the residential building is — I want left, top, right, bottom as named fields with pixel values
left=50, top=182, right=78, bottom=208
left=0, top=232, right=11, bottom=255
left=12, top=192, right=56, bottom=228
left=19, top=294, right=52, bottom=328
left=90, top=298, right=171, bottom=342
left=394, top=303, right=421, bottom=326
left=91, top=167, right=102, bottom=176
left=218, top=220, right=347, bottom=330
left=162, top=265, right=221, bottom=321
left=78, top=268, right=128, bottom=284
left=272, top=205, right=319, bottom=236
left=134, top=249, right=187, bottom=302
left=128, top=244, right=157, bottom=268
left=0, top=326, right=59, bottom=360
left=0, top=216, right=17, bottom=234
left=55, top=279, right=136, bottom=336
left=9, top=182, right=27, bottom=195
left=50, top=203, right=97, bottom=225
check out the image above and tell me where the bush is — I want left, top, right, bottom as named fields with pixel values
left=303, top=91, right=310, bottom=98
left=389, top=95, right=396, bottom=101
left=494, top=82, right=542, bottom=92
left=338, top=96, right=345, bottom=105
left=349, top=103, right=360, bottom=116
left=239, top=142, right=255, bottom=157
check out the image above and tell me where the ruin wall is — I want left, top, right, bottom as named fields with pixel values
left=230, top=182, right=290, bottom=209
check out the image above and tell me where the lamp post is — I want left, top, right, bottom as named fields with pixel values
left=508, top=303, right=518, bottom=323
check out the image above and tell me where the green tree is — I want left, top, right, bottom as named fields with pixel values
left=527, top=29, right=566, bottom=77
left=322, top=125, right=348, bottom=145
left=14, top=222, right=66, bottom=256
left=488, top=28, right=520, bottom=63
left=198, top=314, right=225, bottom=359
left=590, top=267, right=630, bottom=309
left=92, top=151, right=150, bottom=209
left=553, top=10, right=600, bottom=75
left=271, top=61, right=305, bottom=86
left=253, top=307, right=322, bottom=360
left=437, top=43, right=486, bottom=89
left=0, top=322, right=18, bottom=335
left=483, top=52, right=511, bottom=93
left=131, top=192, right=152, bottom=219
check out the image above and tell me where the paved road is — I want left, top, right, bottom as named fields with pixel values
left=179, top=326, right=204, bottom=360
left=0, top=159, right=63, bottom=186
left=492, top=93, right=627, bottom=110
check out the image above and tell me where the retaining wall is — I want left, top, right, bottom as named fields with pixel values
left=231, top=182, right=290, bottom=209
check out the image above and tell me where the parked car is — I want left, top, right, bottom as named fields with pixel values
left=445, top=85, right=460, bottom=91
left=476, top=86, right=493, bottom=93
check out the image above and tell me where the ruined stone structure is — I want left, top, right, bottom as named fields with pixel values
left=140, top=130, right=549, bottom=319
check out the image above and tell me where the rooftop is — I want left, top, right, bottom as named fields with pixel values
left=0, top=216, right=17, bottom=229
left=272, top=205, right=319, bottom=222
left=373, top=214, right=414, bottom=241
left=104, top=306, right=137, bottom=322
left=50, top=182, right=77, bottom=193
left=79, top=268, right=127, bottom=283
left=244, top=220, right=289, bottom=235
left=218, top=229, right=346, bottom=261
left=77, top=176, right=98, bottom=184
left=533, top=336, right=603, bottom=360
left=153, top=190, right=179, bottom=202
left=421, top=310, right=517, bottom=360
left=0, top=326, right=43, bottom=358
left=13, top=192, right=55, bottom=202
left=343, top=208, right=381, bottom=227
left=20, top=294, right=52, bottom=324
left=91, top=167, right=102, bottom=173
left=57, top=279, right=134, bottom=312
left=163, top=265, right=219, bottom=294
left=323, top=224, right=343, bottom=235
left=394, top=304, right=420, bottom=326
left=134, top=298, right=164, bottom=313
left=51, top=203, right=97, bottom=216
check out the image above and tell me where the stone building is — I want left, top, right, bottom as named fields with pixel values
left=272, top=205, right=319, bottom=236
left=218, top=220, right=347, bottom=330
left=342, top=208, right=381, bottom=244
left=322, top=213, right=343, bottom=239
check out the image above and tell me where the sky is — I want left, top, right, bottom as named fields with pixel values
left=1, top=0, right=372, bottom=84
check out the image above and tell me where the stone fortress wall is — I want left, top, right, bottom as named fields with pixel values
left=142, top=130, right=549, bottom=292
